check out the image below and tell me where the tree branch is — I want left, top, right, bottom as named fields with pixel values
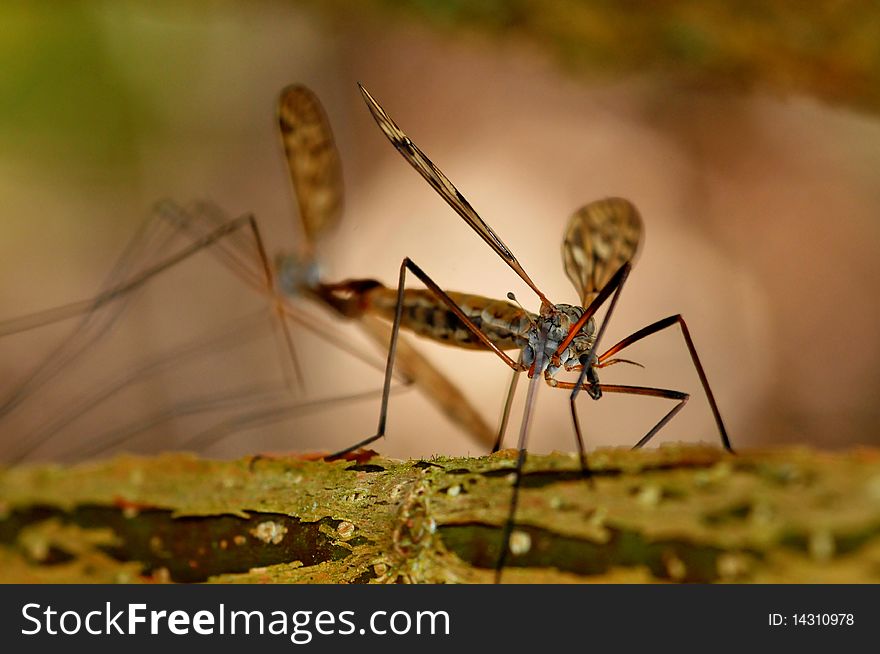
left=2, top=445, right=879, bottom=582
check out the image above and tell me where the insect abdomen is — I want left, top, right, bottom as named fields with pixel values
left=314, top=280, right=530, bottom=350
left=366, top=287, right=528, bottom=351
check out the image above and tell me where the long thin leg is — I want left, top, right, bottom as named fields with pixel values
left=495, top=447, right=527, bottom=583
left=328, top=257, right=523, bottom=459
left=358, top=314, right=497, bottom=449
left=161, top=204, right=501, bottom=451
left=568, top=363, right=594, bottom=479
left=558, top=261, right=633, bottom=470
left=400, top=259, right=521, bottom=369
left=494, top=326, right=548, bottom=583
left=325, top=260, right=408, bottom=457
left=6, top=203, right=490, bottom=462
left=551, top=262, right=632, bottom=362
left=0, top=211, right=193, bottom=416
left=158, top=202, right=306, bottom=395
left=74, top=383, right=291, bottom=459
left=14, top=311, right=273, bottom=462
left=170, top=201, right=498, bottom=451
left=64, top=313, right=421, bottom=461
left=494, top=380, right=689, bottom=581
left=598, top=315, right=732, bottom=452
left=495, top=264, right=634, bottom=581
left=1, top=212, right=264, bottom=462
left=553, top=381, right=690, bottom=449
left=45, top=307, right=421, bottom=463
left=540, top=260, right=631, bottom=467
left=5, top=203, right=398, bottom=463
left=181, top=202, right=409, bottom=383
left=603, top=384, right=689, bottom=448
left=105, top=205, right=492, bottom=457
left=179, top=389, right=394, bottom=454
left=492, top=352, right=523, bottom=453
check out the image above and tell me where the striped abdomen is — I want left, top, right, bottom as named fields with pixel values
left=314, top=279, right=532, bottom=351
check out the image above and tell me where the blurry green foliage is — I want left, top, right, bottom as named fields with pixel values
left=4, top=0, right=879, bottom=175
left=0, top=2, right=146, bottom=170
left=344, top=0, right=880, bottom=114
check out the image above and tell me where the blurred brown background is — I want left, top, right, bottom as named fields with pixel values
left=1, top=1, right=879, bottom=461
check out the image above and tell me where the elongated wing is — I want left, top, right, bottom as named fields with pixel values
left=278, top=85, right=344, bottom=245
left=562, top=197, right=642, bottom=305
left=358, top=84, right=549, bottom=306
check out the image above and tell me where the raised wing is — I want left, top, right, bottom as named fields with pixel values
left=562, top=197, right=642, bottom=306
left=358, top=83, right=549, bottom=307
left=278, top=85, right=344, bottom=245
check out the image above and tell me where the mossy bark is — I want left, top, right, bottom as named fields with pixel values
left=2, top=445, right=880, bottom=583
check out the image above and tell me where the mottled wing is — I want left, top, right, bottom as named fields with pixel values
left=278, top=85, right=344, bottom=244
left=562, top=197, right=642, bottom=305
left=358, top=84, right=548, bottom=305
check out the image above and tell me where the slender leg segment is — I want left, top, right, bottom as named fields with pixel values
left=567, top=362, right=594, bottom=478
left=399, top=259, right=522, bottom=369
left=327, top=257, right=524, bottom=459
left=2, top=205, right=417, bottom=463
left=492, top=353, right=523, bottom=453
left=555, top=262, right=730, bottom=454
left=556, top=261, right=633, bottom=470
left=158, top=205, right=306, bottom=396
left=495, top=447, right=527, bottom=584
left=2, top=212, right=272, bottom=463
left=552, top=262, right=632, bottom=362
left=495, top=325, right=548, bottom=583
left=555, top=380, right=690, bottom=449
left=598, top=315, right=732, bottom=452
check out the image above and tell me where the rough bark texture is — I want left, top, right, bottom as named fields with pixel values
left=2, top=445, right=880, bottom=583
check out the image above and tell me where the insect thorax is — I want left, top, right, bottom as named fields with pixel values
left=276, top=251, right=321, bottom=297
left=522, top=303, right=596, bottom=377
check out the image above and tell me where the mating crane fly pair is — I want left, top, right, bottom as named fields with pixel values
left=350, top=85, right=732, bottom=579
left=0, top=82, right=731, bottom=581
left=348, top=85, right=731, bottom=460
left=0, top=84, right=731, bottom=473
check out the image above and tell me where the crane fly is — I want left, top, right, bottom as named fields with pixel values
left=0, top=85, right=496, bottom=462
left=355, top=83, right=733, bottom=580
left=272, top=84, right=497, bottom=451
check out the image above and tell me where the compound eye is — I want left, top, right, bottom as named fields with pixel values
left=522, top=345, right=535, bottom=368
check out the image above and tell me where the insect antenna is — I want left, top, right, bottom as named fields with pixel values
left=505, top=292, right=538, bottom=329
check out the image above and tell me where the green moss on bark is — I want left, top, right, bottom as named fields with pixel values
left=2, top=445, right=880, bottom=583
